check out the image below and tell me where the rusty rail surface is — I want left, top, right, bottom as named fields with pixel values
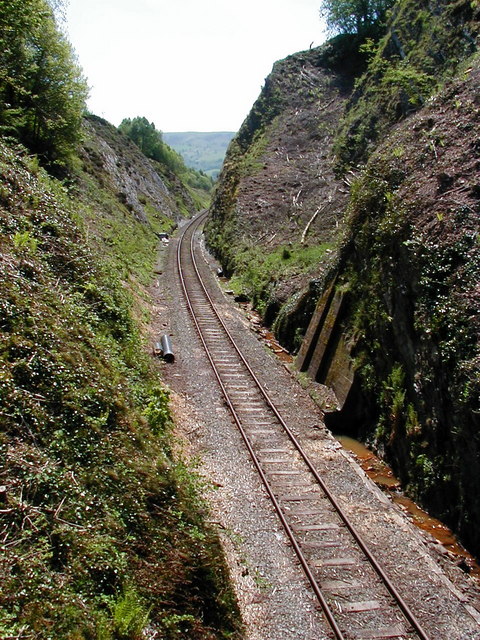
left=176, top=211, right=432, bottom=640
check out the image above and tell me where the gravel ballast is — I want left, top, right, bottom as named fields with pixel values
left=149, top=224, right=480, bottom=640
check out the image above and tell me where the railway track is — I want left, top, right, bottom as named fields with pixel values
left=177, top=212, right=432, bottom=640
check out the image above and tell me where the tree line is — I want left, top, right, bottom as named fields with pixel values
left=119, top=117, right=214, bottom=192
left=0, top=0, right=88, bottom=166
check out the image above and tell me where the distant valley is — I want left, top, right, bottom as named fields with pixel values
left=164, top=131, right=235, bottom=178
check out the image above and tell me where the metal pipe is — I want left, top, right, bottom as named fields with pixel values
left=160, top=334, right=174, bottom=362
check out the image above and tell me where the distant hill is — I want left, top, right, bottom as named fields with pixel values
left=163, top=131, right=235, bottom=178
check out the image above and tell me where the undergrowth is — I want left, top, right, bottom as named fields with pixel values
left=228, top=242, right=333, bottom=317
left=334, top=0, right=480, bottom=169
left=0, top=139, right=240, bottom=638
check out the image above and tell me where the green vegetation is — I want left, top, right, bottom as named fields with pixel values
left=0, top=136, right=240, bottom=638
left=235, top=129, right=272, bottom=178
left=337, top=10, right=480, bottom=552
left=334, top=0, right=480, bottom=168
left=0, top=0, right=88, bottom=166
left=119, top=117, right=183, bottom=172
left=163, top=132, right=235, bottom=179
left=0, top=4, right=240, bottom=635
left=320, top=0, right=395, bottom=35
left=228, top=242, right=333, bottom=317
left=201, top=0, right=480, bottom=557
left=119, top=117, right=214, bottom=207
left=342, top=103, right=480, bottom=551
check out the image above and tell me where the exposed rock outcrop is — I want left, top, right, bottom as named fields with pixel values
left=81, top=115, right=196, bottom=226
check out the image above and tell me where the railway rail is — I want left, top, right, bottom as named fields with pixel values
left=176, top=211, right=432, bottom=640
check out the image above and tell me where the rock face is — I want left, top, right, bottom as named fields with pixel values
left=333, top=60, right=480, bottom=556
left=206, top=1, right=480, bottom=556
left=206, top=44, right=356, bottom=340
left=81, top=115, right=196, bottom=226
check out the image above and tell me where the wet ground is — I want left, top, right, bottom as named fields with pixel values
left=336, top=435, right=480, bottom=579
left=221, top=265, right=480, bottom=580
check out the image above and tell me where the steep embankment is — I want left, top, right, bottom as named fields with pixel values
left=0, top=120, right=239, bottom=639
left=206, top=0, right=480, bottom=558
left=206, top=42, right=361, bottom=347
left=335, top=53, right=480, bottom=556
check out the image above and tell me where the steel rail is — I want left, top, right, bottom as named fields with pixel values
left=176, top=211, right=432, bottom=640
left=176, top=214, right=345, bottom=640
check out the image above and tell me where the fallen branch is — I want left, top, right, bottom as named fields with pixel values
left=54, top=496, right=66, bottom=519
left=293, top=189, right=302, bottom=208
left=300, top=208, right=320, bottom=244
left=266, top=233, right=277, bottom=245
left=55, top=517, right=86, bottom=530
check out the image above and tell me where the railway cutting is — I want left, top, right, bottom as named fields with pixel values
left=154, top=211, right=480, bottom=640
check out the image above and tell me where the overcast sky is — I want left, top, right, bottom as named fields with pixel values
left=65, top=0, right=326, bottom=133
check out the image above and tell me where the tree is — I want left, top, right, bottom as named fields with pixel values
left=319, top=0, right=395, bottom=35
left=119, top=117, right=214, bottom=195
left=0, top=0, right=88, bottom=164
left=119, top=117, right=164, bottom=160
left=119, top=117, right=184, bottom=173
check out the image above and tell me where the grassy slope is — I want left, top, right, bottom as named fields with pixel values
left=0, top=126, right=240, bottom=639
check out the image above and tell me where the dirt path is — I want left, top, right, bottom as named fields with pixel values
left=149, top=228, right=480, bottom=640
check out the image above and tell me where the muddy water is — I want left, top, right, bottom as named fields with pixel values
left=337, top=435, right=480, bottom=578
left=262, top=328, right=294, bottom=363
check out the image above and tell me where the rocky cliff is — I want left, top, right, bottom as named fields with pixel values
left=206, top=43, right=356, bottom=342
left=206, top=0, right=480, bottom=557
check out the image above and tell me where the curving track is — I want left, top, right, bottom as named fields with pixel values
left=177, top=212, right=432, bottom=640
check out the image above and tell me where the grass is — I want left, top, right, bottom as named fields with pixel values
left=228, top=242, right=334, bottom=317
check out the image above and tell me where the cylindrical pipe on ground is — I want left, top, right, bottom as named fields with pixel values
left=160, top=334, right=174, bottom=362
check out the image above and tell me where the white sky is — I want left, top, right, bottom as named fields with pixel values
left=65, top=0, right=326, bottom=132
